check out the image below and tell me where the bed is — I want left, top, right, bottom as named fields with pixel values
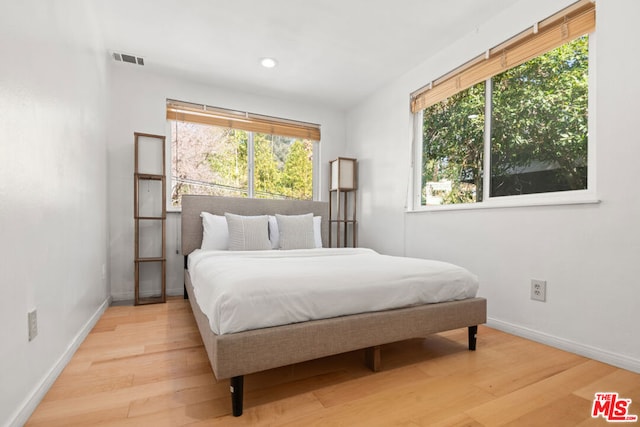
left=181, top=194, right=487, bottom=416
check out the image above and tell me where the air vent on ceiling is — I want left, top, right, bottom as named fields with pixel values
left=112, top=52, right=144, bottom=66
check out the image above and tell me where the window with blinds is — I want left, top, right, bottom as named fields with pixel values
left=166, top=100, right=320, bottom=207
left=413, top=0, right=595, bottom=208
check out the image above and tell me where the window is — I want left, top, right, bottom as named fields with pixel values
left=412, top=1, right=594, bottom=208
left=167, top=100, right=320, bottom=207
left=490, top=37, right=589, bottom=198
left=422, top=82, right=485, bottom=205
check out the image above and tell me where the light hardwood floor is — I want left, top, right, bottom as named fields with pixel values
left=27, top=297, right=639, bottom=426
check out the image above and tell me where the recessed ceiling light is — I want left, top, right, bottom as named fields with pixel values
left=260, top=57, right=277, bottom=68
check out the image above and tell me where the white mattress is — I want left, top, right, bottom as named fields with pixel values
left=187, top=248, right=479, bottom=335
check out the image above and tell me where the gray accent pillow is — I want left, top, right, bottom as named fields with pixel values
left=276, top=213, right=316, bottom=250
left=224, top=213, right=271, bottom=251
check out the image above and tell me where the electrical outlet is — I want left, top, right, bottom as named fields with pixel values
left=28, top=310, right=38, bottom=341
left=531, top=279, right=547, bottom=302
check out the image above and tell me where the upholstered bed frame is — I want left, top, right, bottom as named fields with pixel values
left=181, top=194, right=487, bottom=416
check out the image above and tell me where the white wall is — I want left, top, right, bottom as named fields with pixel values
left=346, top=0, right=640, bottom=372
left=108, top=66, right=346, bottom=300
left=0, top=2, right=111, bottom=426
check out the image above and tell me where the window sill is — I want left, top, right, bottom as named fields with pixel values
left=407, top=193, right=600, bottom=213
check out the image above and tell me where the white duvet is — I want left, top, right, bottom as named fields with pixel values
left=188, top=248, right=479, bottom=335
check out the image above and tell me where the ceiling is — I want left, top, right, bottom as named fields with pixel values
left=94, top=0, right=515, bottom=110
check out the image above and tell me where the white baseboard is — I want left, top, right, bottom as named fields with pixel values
left=8, top=296, right=112, bottom=427
left=487, top=317, right=640, bottom=374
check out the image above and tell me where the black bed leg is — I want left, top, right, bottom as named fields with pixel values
left=230, top=376, right=244, bottom=417
left=468, top=325, right=478, bottom=351
left=183, top=284, right=188, bottom=299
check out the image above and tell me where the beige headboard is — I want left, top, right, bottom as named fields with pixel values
left=181, top=195, right=329, bottom=255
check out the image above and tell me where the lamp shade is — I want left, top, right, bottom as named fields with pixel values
left=330, top=157, right=357, bottom=190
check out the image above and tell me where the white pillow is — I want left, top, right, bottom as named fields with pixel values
left=200, top=212, right=228, bottom=250
left=268, top=215, right=281, bottom=249
left=313, top=216, right=322, bottom=248
left=225, top=213, right=271, bottom=251
left=275, top=213, right=316, bottom=250
left=269, top=215, right=323, bottom=249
